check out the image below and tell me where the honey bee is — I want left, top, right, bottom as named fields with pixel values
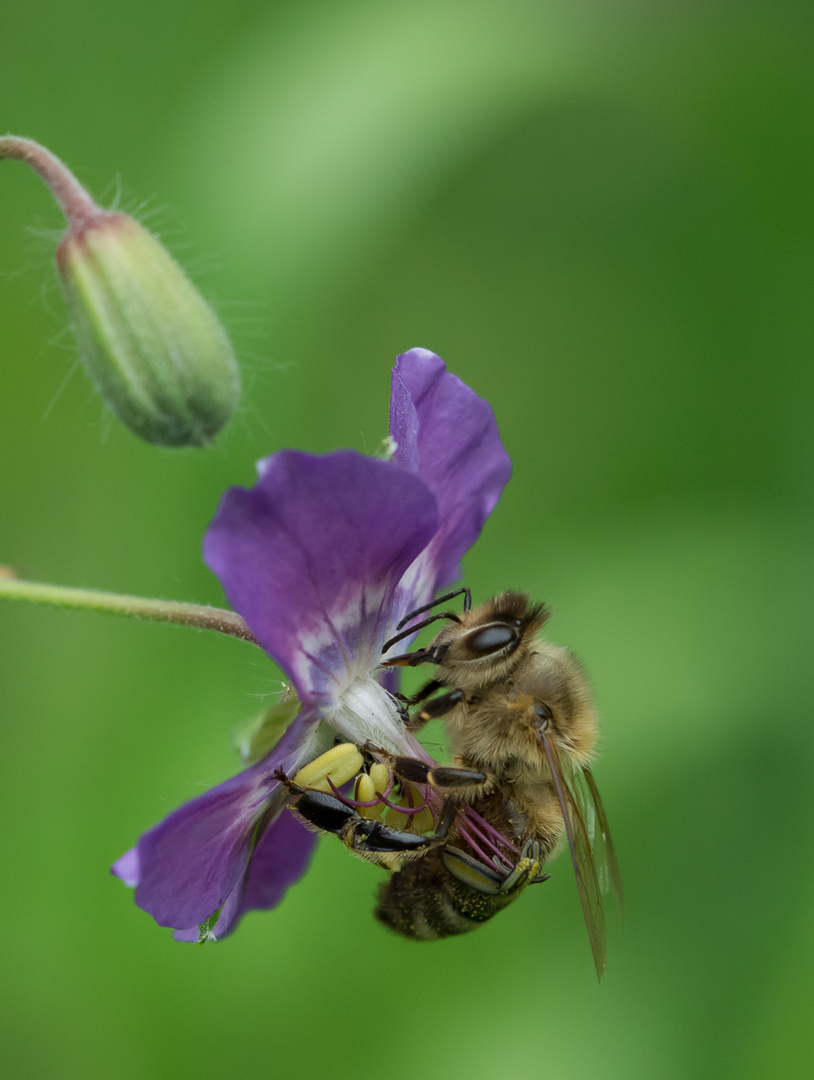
left=378, top=589, right=622, bottom=976
left=279, top=590, right=621, bottom=978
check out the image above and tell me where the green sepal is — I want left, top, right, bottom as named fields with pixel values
left=374, top=434, right=398, bottom=460
left=232, top=691, right=301, bottom=764
left=197, top=907, right=224, bottom=944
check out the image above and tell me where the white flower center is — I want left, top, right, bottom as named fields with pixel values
left=327, top=676, right=419, bottom=757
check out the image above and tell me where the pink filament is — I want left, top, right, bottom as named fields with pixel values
left=375, top=789, right=430, bottom=815
left=465, top=807, right=521, bottom=856
left=326, top=775, right=393, bottom=807
left=456, top=823, right=497, bottom=869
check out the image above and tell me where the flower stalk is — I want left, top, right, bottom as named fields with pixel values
left=0, top=136, right=97, bottom=221
left=0, top=573, right=260, bottom=645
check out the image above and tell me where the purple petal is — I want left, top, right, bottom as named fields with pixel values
left=111, top=847, right=140, bottom=888
left=173, top=809, right=318, bottom=941
left=203, top=450, right=438, bottom=706
left=113, top=711, right=313, bottom=929
left=389, top=349, right=511, bottom=615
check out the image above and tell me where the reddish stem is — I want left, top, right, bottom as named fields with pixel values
left=0, top=136, right=99, bottom=223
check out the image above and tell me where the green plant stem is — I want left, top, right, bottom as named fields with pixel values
left=0, top=575, right=261, bottom=646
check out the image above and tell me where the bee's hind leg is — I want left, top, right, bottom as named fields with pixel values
left=276, top=768, right=459, bottom=866
left=497, top=841, right=550, bottom=893
left=442, top=841, right=550, bottom=898
left=364, top=747, right=496, bottom=802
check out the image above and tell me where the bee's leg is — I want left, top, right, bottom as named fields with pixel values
left=441, top=842, right=549, bottom=897
left=390, top=680, right=460, bottom=729
left=276, top=778, right=359, bottom=839
left=495, top=841, right=550, bottom=892
left=393, top=686, right=465, bottom=732
left=409, top=687, right=466, bottom=727
left=372, top=752, right=495, bottom=801
left=439, top=847, right=507, bottom=896
left=393, top=679, right=445, bottom=707
left=277, top=772, right=459, bottom=865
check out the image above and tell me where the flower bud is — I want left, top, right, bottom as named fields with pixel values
left=1, top=137, right=240, bottom=447
left=56, top=212, right=240, bottom=446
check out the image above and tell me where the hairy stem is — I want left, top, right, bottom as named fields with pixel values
left=0, top=135, right=99, bottom=222
left=0, top=573, right=261, bottom=646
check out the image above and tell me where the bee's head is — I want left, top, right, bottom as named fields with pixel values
left=428, top=591, right=549, bottom=692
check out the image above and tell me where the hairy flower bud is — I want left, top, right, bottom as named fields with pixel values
left=56, top=212, right=240, bottom=446
left=1, top=136, right=240, bottom=447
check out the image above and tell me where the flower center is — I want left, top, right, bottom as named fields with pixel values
left=327, top=675, right=422, bottom=757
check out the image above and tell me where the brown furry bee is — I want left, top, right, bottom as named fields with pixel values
left=280, top=590, right=621, bottom=977
left=377, top=590, right=622, bottom=977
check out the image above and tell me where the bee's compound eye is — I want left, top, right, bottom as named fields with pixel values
left=465, top=623, right=519, bottom=656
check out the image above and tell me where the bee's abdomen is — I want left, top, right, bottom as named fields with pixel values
left=374, top=852, right=516, bottom=941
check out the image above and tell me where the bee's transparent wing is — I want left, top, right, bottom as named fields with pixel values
left=581, top=766, right=623, bottom=914
left=538, top=731, right=621, bottom=981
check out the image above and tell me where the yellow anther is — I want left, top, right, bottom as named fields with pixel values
left=369, top=762, right=389, bottom=793
left=293, top=743, right=364, bottom=793
left=411, top=806, right=435, bottom=835
left=355, top=773, right=376, bottom=802
left=354, top=773, right=383, bottom=820
left=383, top=804, right=409, bottom=829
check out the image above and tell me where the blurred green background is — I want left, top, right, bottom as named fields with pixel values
left=2, top=1, right=812, bottom=1077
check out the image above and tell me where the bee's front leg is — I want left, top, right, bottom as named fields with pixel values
left=409, top=687, right=466, bottom=728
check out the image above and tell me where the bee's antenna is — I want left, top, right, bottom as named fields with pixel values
left=396, top=587, right=471, bottom=631
left=383, top=612, right=461, bottom=654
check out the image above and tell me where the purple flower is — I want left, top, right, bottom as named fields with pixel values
left=112, top=348, right=511, bottom=940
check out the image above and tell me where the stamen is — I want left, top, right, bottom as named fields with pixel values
left=375, top=789, right=430, bottom=815
left=411, top=806, right=435, bottom=833
left=369, top=763, right=389, bottom=793
left=326, top=774, right=393, bottom=808
left=293, top=743, right=364, bottom=793
left=354, top=772, right=383, bottom=820
left=463, top=823, right=514, bottom=872
left=464, top=807, right=521, bottom=857
left=456, top=822, right=498, bottom=869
